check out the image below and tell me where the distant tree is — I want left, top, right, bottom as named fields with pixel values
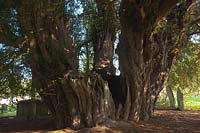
left=168, top=0, right=200, bottom=94
left=168, top=40, right=200, bottom=95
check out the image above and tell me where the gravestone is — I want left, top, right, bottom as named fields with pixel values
left=0, top=104, right=7, bottom=114
left=177, top=88, right=184, bottom=111
left=166, top=87, right=175, bottom=109
left=17, top=99, right=49, bottom=120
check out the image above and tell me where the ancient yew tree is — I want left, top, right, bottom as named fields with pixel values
left=0, top=0, right=197, bottom=129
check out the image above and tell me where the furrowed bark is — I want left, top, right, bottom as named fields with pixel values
left=93, top=0, right=116, bottom=76
left=17, top=0, right=115, bottom=129
left=119, top=0, right=183, bottom=121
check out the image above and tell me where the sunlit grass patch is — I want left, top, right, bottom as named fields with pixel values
left=156, top=97, right=200, bottom=111
left=184, top=97, right=200, bottom=111
left=0, top=111, right=16, bottom=117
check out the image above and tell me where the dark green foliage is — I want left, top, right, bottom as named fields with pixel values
left=0, top=44, right=33, bottom=98
left=168, top=39, right=200, bottom=95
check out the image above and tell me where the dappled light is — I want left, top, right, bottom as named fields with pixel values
left=0, top=0, right=200, bottom=132
left=0, top=110, right=199, bottom=132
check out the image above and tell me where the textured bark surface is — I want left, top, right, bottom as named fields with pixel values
left=92, top=0, right=116, bottom=76
left=0, top=0, right=191, bottom=129
left=92, top=1, right=125, bottom=118
left=18, top=0, right=75, bottom=128
left=118, top=0, right=183, bottom=121
left=16, top=0, right=115, bottom=129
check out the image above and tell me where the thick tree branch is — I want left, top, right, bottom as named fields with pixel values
left=0, top=24, right=23, bottom=48
left=158, top=0, right=181, bottom=18
left=187, top=31, right=200, bottom=36
left=0, top=35, right=23, bottom=48
left=190, top=16, right=200, bottom=26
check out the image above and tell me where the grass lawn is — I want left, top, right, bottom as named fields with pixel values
left=184, top=97, right=200, bottom=111
left=0, top=111, right=16, bottom=117
left=156, top=97, right=200, bottom=111
left=0, top=97, right=199, bottom=118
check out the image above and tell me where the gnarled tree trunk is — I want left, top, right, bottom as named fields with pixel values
left=92, top=0, right=116, bottom=76
left=118, top=0, right=184, bottom=121
left=91, top=0, right=127, bottom=119
left=17, top=0, right=115, bottom=129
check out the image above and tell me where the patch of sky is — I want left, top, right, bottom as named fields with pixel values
left=8, top=9, right=20, bottom=37
left=0, top=43, right=31, bottom=79
left=113, top=33, right=120, bottom=76
left=191, top=34, right=200, bottom=43
left=0, top=43, right=3, bottom=49
left=65, top=0, right=83, bottom=15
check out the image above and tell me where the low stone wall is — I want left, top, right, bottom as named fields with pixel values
left=17, top=99, right=49, bottom=120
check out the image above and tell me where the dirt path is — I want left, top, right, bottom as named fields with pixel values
left=0, top=110, right=199, bottom=133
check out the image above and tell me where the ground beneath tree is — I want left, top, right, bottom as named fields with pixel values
left=0, top=110, right=199, bottom=133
